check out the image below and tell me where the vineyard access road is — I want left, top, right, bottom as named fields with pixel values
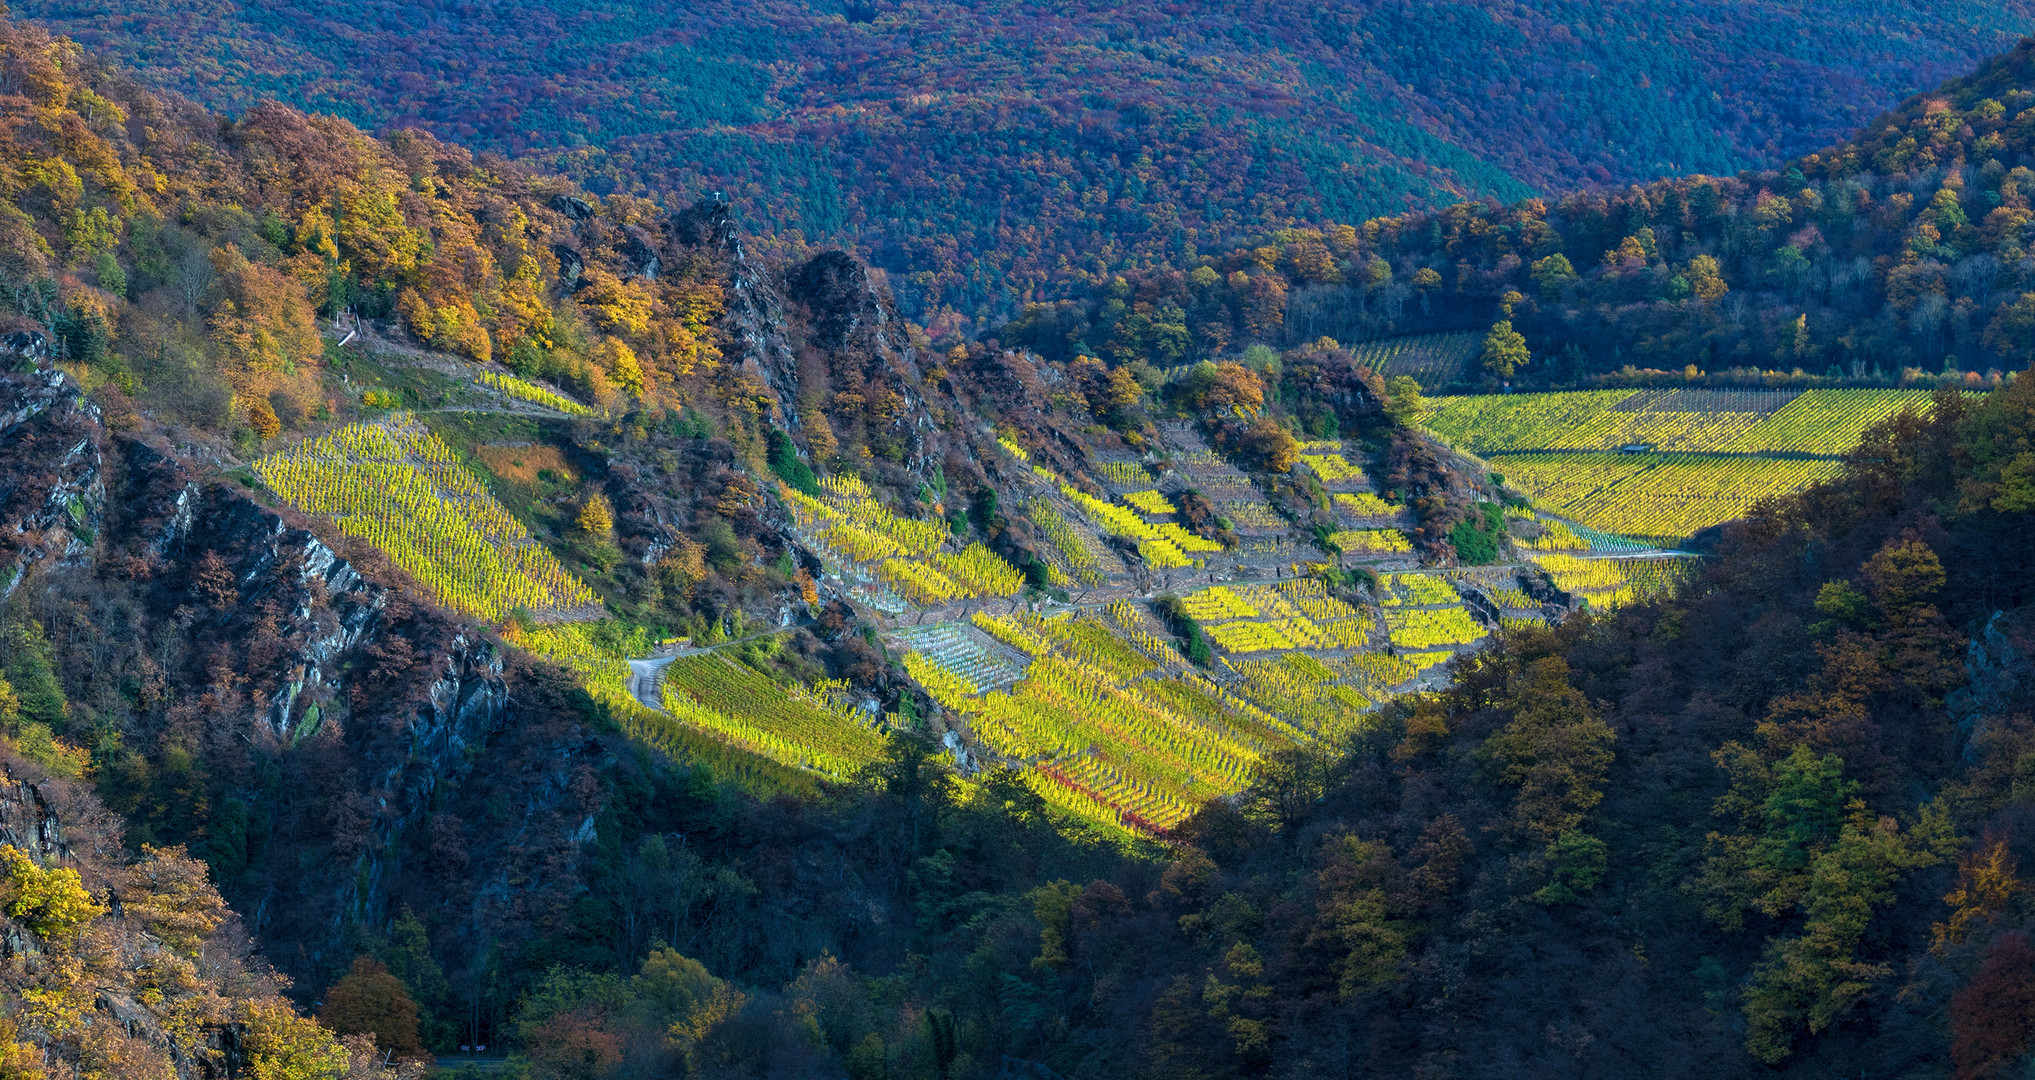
left=626, top=621, right=814, bottom=711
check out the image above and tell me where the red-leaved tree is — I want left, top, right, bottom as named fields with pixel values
left=1951, top=931, right=2035, bottom=1080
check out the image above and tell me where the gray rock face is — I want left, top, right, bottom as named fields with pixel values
left=0, top=329, right=48, bottom=362
left=666, top=193, right=735, bottom=250
left=620, top=231, right=660, bottom=280
left=0, top=371, right=594, bottom=999
left=1953, top=610, right=2026, bottom=760
left=552, top=242, right=585, bottom=290
left=0, top=366, right=104, bottom=598
left=549, top=193, right=594, bottom=220
left=0, top=771, right=73, bottom=864
left=780, top=248, right=941, bottom=483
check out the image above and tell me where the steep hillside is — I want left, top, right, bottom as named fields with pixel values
left=0, top=749, right=422, bottom=1078
left=15, top=7, right=2035, bottom=1080
left=19, top=0, right=2035, bottom=321
left=1004, top=36, right=2035, bottom=388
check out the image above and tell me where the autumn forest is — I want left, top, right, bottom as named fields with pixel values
left=4, top=4, right=2035, bottom=1080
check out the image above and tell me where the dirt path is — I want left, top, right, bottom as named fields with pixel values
left=333, top=319, right=589, bottom=420
left=624, top=622, right=814, bottom=712
left=627, top=654, right=676, bottom=710
left=434, top=1057, right=510, bottom=1072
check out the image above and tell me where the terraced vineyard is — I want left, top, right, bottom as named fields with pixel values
left=1491, top=452, right=1844, bottom=541
left=578, top=389, right=1733, bottom=832
left=894, top=622, right=1029, bottom=693
left=1419, top=387, right=1944, bottom=455
left=892, top=562, right=1529, bottom=834
left=1298, top=452, right=1366, bottom=484
left=1376, top=573, right=1488, bottom=663
left=1057, top=478, right=1224, bottom=570
left=502, top=410, right=1695, bottom=818
left=660, top=653, right=890, bottom=777
left=1350, top=332, right=1483, bottom=390
left=1527, top=552, right=1696, bottom=610
left=475, top=371, right=596, bottom=416
left=1025, top=496, right=1111, bottom=586
left=782, top=474, right=1033, bottom=604
left=914, top=606, right=1286, bottom=831
left=1416, top=387, right=1965, bottom=541
left=1329, top=528, right=1412, bottom=555
left=1095, top=460, right=1151, bottom=490
left=1218, top=499, right=1287, bottom=533
left=1334, top=492, right=1400, bottom=521
left=253, top=417, right=600, bottom=620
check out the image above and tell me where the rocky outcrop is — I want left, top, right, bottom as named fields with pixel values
left=0, top=365, right=103, bottom=597
left=666, top=193, right=736, bottom=249
left=665, top=196, right=804, bottom=427
left=0, top=329, right=48, bottom=362
left=551, top=242, right=585, bottom=290
left=110, top=442, right=595, bottom=986
left=1953, top=610, right=2029, bottom=761
left=549, top=193, right=594, bottom=221
left=118, top=438, right=387, bottom=736
left=787, top=251, right=883, bottom=354
left=0, top=769, right=75, bottom=865
left=780, top=248, right=942, bottom=482
left=0, top=368, right=600, bottom=1004
left=619, top=230, right=660, bottom=280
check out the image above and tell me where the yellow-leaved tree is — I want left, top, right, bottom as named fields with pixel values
left=0, top=844, right=106, bottom=943
left=209, top=245, right=321, bottom=379
left=599, top=337, right=646, bottom=399
left=631, top=947, right=745, bottom=1056
left=575, top=268, right=654, bottom=336
left=241, top=999, right=353, bottom=1080
left=578, top=492, right=615, bottom=538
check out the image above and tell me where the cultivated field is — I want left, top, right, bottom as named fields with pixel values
left=253, top=417, right=600, bottom=620
left=253, top=400, right=1715, bottom=839
left=1419, top=387, right=1942, bottom=455
left=1419, top=388, right=1953, bottom=540
left=1351, top=332, right=1484, bottom=389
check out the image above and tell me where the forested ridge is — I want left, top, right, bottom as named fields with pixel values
left=6, top=5, right=2035, bottom=1080
left=1004, top=37, right=2035, bottom=391
left=18, top=0, right=2035, bottom=323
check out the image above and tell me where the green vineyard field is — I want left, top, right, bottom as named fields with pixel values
left=1419, top=388, right=1944, bottom=455
left=1350, top=333, right=1483, bottom=390
left=1490, top=452, right=1844, bottom=541
left=1416, top=388, right=1974, bottom=541
left=253, top=417, right=600, bottom=620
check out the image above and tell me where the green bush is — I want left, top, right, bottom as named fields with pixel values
left=767, top=429, right=821, bottom=496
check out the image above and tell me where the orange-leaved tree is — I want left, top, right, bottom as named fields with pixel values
left=318, top=957, right=425, bottom=1059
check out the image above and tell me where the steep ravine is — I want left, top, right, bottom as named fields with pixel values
left=2, top=362, right=605, bottom=1026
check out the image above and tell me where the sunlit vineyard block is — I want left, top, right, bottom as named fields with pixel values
left=1420, top=388, right=1949, bottom=456
left=1334, top=492, right=1397, bottom=518
left=1026, top=496, right=1104, bottom=586
left=1300, top=454, right=1365, bottom=482
left=781, top=479, right=1028, bottom=605
left=1330, top=529, right=1411, bottom=554
left=1385, top=607, right=1486, bottom=650
left=1096, top=460, right=1148, bottom=487
left=1219, top=499, right=1285, bottom=530
left=661, top=653, right=885, bottom=777
left=1378, top=573, right=1460, bottom=607
left=253, top=418, right=599, bottom=621
left=476, top=371, right=595, bottom=416
left=1121, top=489, right=1177, bottom=515
left=1490, top=453, right=1844, bottom=540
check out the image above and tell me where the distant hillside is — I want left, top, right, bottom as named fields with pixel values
left=13, top=8, right=2035, bottom=1077
left=20, top=0, right=2035, bottom=320
left=1005, top=34, right=2035, bottom=389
